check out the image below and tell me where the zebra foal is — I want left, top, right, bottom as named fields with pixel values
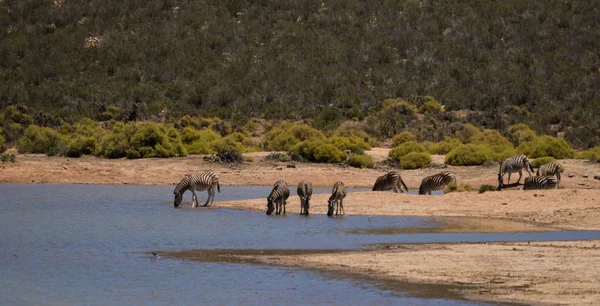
left=297, top=180, right=313, bottom=215
left=267, top=180, right=290, bottom=215
left=523, top=176, right=558, bottom=190
left=498, top=155, right=534, bottom=189
left=372, top=171, right=409, bottom=193
left=173, top=172, right=220, bottom=208
left=327, top=181, right=347, bottom=217
left=536, top=161, right=561, bottom=188
left=418, top=171, right=456, bottom=195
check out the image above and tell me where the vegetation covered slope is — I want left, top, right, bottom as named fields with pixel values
left=1, top=0, right=599, bottom=146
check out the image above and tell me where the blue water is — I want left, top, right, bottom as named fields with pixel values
left=1, top=184, right=595, bottom=305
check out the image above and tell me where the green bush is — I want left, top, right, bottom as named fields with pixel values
left=424, top=137, right=462, bottom=155
left=211, top=137, right=246, bottom=154
left=507, top=124, right=537, bottom=146
left=388, top=141, right=427, bottom=161
left=391, top=131, right=418, bottom=147
left=419, top=96, right=444, bottom=114
left=289, top=139, right=347, bottom=163
left=445, top=144, right=492, bottom=166
left=181, top=127, right=222, bottom=155
left=455, top=123, right=481, bottom=143
left=574, top=147, right=600, bottom=162
left=444, top=182, right=472, bottom=194
left=17, top=125, right=67, bottom=156
left=65, top=136, right=96, bottom=157
left=1, top=152, right=16, bottom=162
left=264, top=127, right=299, bottom=151
left=478, top=184, right=498, bottom=193
left=96, top=123, right=186, bottom=159
left=469, top=130, right=516, bottom=161
left=348, top=154, right=374, bottom=169
left=399, top=151, right=431, bottom=169
left=0, top=130, right=5, bottom=153
left=517, top=136, right=575, bottom=159
left=328, top=136, right=370, bottom=154
left=332, top=121, right=378, bottom=147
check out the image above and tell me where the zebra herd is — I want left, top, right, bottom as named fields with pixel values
left=172, top=154, right=562, bottom=214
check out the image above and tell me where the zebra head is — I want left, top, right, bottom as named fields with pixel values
left=418, top=185, right=425, bottom=195
left=266, top=197, right=274, bottom=215
left=327, top=199, right=335, bottom=217
left=173, top=192, right=183, bottom=208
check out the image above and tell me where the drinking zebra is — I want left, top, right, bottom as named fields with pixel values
left=173, top=172, right=220, bottom=208
left=297, top=180, right=313, bottom=215
left=418, top=171, right=456, bottom=195
left=327, top=181, right=347, bottom=217
left=497, top=155, right=534, bottom=189
left=267, top=180, right=290, bottom=215
left=372, top=171, right=409, bottom=193
left=523, top=176, right=558, bottom=190
left=536, top=161, right=562, bottom=188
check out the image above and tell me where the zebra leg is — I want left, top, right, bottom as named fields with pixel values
left=506, top=173, right=511, bottom=185
left=283, top=200, right=287, bottom=215
left=556, top=172, right=561, bottom=188
left=204, top=188, right=214, bottom=207
left=191, top=190, right=199, bottom=208
left=517, top=170, right=523, bottom=184
left=340, top=199, right=345, bottom=215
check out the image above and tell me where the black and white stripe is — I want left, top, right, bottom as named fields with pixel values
left=418, top=171, right=456, bottom=195
left=536, top=162, right=561, bottom=188
left=327, top=181, right=347, bottom=217
left=267, top=180, right=290, bottom=215
left=498, top=155, right=534, bottom=188
left=523, top=176, right=558, bottom=190
left=297, top=180, right=313, bottom=215
left=372, top=171, right=409, bottom=193
left=173, top=172, right=220, bottom=207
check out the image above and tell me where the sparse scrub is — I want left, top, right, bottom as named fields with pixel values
left=478, top=184, right=498, bottom=193
left=517, top=136, right=575, bottom=159
left=391, top=132, right=418, bottom=147
left=445, top=144, right=492, bottom=166
left=507, top=124, right=537, bottom=146
left=348, top=154, right=374, bottom=169
left=444, top=182, right=472, bottom=194
left=574, top=147, right=600, bottom=162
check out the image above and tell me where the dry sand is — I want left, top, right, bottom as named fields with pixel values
left=2, top=149, right=600, bottom=304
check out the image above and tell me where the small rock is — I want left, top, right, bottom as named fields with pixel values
left=594, top=175, right=600, bottom=180
left=567, top=173, right=575, bottom=178
left=501, top=202, right=508, bottom=205
left=583, top=174, right=589, bottom=178
left=286, top=164, right=296, bottom=168
left=276, top=167, right=283, bottom=170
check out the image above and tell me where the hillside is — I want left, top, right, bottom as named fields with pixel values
left=1, top=1, right=599, bottom=146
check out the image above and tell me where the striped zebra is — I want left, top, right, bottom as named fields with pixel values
left=536, top=161, right=561, bottom=188
left=523, top=176, right=558, bottom=190
left=297, top=180, right=313, bottom=215
left=418, top=171, right=456, bottom=195
left=372, top=171, right=409, bottom=193
left=173, top=172, right=220, bottom=208
left=327, top=181, right=347, bottom=217
left=267, top=180, right=290, bottom=215
left=497, top=155, right=534, bottom=189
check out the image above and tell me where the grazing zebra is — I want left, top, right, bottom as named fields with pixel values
left=418, top=171, right=456, bottom=195
left=537, top=161, right=561, bottom=188
left=173, top=172, right=220, bottom=208
left=523, top=176, right=558, bottom=190
left=297, top=180, right=313, bottom=215
left=266, top=181, right=290, bottom=215
left=497, top=155, right=534, bottom=189
left=372, top=171, right=409, bottom=193
left=327, top=181, right=347, bottom=217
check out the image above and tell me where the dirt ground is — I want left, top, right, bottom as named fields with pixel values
left=2, top=148, right=600, bottom=304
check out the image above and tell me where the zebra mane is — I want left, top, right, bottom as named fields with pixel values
left=173, top=174, right=191, bottom=195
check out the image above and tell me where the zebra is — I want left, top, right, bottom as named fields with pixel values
left=536, top=161, right=561, bottom=188
left=497, top=155, right=534, bottom=189
left=267, top=181, right=290, bottom=215
left=297, top=180, right=313, bottom=215
left=327, top=181, right=347, bottom=217
left=418, top=171, right=456, bottom=195
left=523, top=176, right=558, bottom=190
left=173, top=172, right=220, bottom=208
left=372, top=171, right=409, bottom=193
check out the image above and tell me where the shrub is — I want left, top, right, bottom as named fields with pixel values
left=517, top=136, right=575, bottom=159
left=469, top=130, right=516, bottom=161
left=574, top=147, right=600, bottom=162
left=17, top=125, right=67, bottom=156
left=399, top=152, right=431, bottom=169
left=313, top=143, right=346, bottom=163
left=348, top=154, right=374, bottom=169
left=391, top=131, right=418, bottom=147
left=419, top=96, right=444, bottom=114
left=444, top=182, right=472, bottom=194
left=0, top=130, right=5, bottom=153
left=333, top=121, right=378, bottom=147
left=388, top=141, right=427, bottom=162
left=424, top=137, right=462, bottom=155
left=455, top=123, right=481, bottom=143
left=478, top=184, right=498, bottom=193
left=223, top=132, right=259, bottom=152
left=65, top=136, right=96, bottom=157
left=328, top=136, right=370, bottom=154
left=445, top=144, right=492, bottom=166
left=264, top=127, right=299, bottom=151
left=1, top=152, right=16, bottom=162
left=211, top=137, right=246, bottom=154
left=289, top=139, right=347, bottom=163
left=128, top=123, right=186, bottom=158
left=507, top=124, right=537, bottom=146
left=181, top=127, right=222, bottom=155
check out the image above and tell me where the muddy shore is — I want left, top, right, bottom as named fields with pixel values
left=2, top=149, right=600, bottom=304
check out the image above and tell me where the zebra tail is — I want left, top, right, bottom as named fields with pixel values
left=217, top=181, right=221, bottom=193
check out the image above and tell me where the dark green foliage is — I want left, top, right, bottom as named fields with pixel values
left=17, top=125, right=66, bottom=156
left=445, top=144, right=492, bottom=166
left=517, top=136, right=575, bottom=159
left=388, top=141, right=427, bottom=162
left=65, top=136, right=96, bottom=157
left=399, top=152, right=431, bottom=169
left=348, top=154, right=374, bottom=169
left=0, top=130, right=5, bottom=153
left=478, top=184, right=498, bottom=194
